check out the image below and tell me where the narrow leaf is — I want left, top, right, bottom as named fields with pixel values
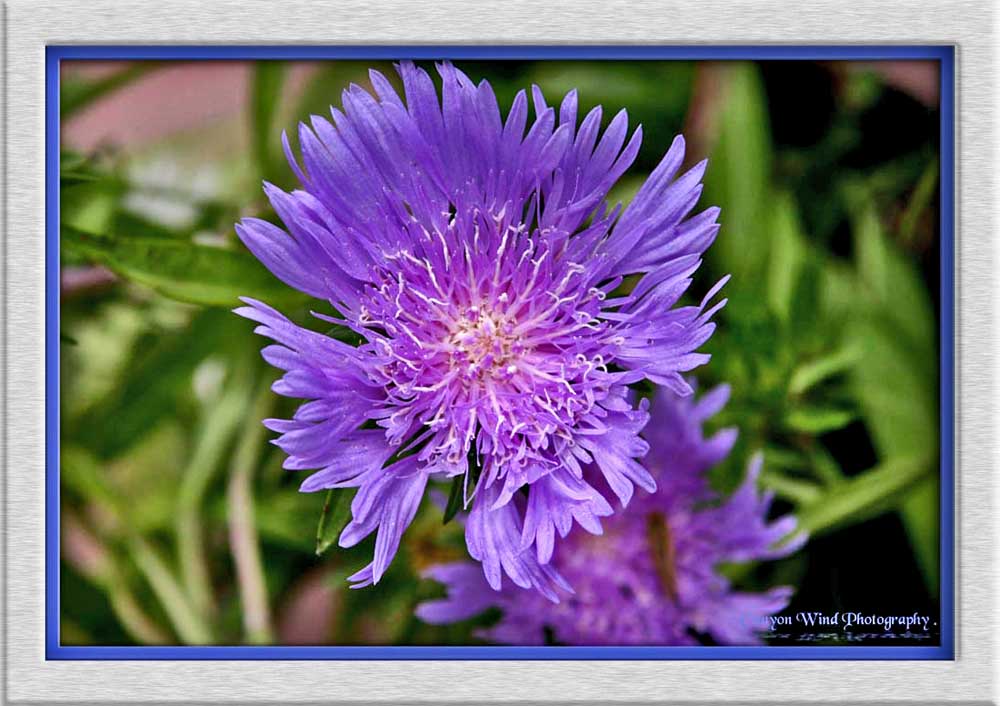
left=70, top=308, right=246, bottom=459
left=176, top=360, right=257, bottom=618
left=853, top=198, right=935, bottom=349
left=788, top=257, right=823, bottom=338
left=60, top=445, right=120, bottom=510
left=808, top=444, right=845, bottom=487
left=703, top=62, right=773, bottom=281
left=251, top=62, right=288, bottom=179
left=316, top=488, right=355, bottom=556
left=788, top=345, right=862, bottom=396
left=848, top=318, right=936, bottom=457
left=846, top=193, right=939, bottom=593
left=62, top=182, right=122, bottom=237
left=766, top=192, right=807, bottom=322
left=62, top=224, right=305, bottom=308
left=60, top=151, right=106, bottom=185
left=758, top=469, right=821, bottom=506
left=442, top=475, right=464, bottom=525
left=795, top=455, right=930, bottom=537
left=61, top=64, right=158, bottom=118
left=899, top=157, right=939, bottom=247
left=783, top=406, right=855, bottom=435
left=898, top=477, right=940, bottom=596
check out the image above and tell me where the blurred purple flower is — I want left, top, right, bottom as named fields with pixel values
left=235, top=61, right=726, bottom=598
left=416, top=386, right=807, bottom=645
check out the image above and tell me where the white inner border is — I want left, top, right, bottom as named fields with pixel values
left=4, top=0, right=996, bottom=703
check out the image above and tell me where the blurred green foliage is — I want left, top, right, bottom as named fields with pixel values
left=59, top=59, right=941, bottom=646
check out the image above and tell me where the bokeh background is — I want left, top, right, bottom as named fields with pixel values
left=59, top=58, right=942, bottom=646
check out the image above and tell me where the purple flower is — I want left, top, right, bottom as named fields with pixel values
left=416, top=386, right=807, bottom=645
left=234, top=61, right=726, bottom=598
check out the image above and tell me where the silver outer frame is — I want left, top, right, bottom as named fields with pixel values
left=3, top=0, right=996, bottom=703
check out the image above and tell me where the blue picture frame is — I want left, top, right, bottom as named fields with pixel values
left=46, top=44, right=955, bottom=660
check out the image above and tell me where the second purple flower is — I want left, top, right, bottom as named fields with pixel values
left=235, top=61, right=726, bottom=598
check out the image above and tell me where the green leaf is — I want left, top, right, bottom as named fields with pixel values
left=247, top=491, right=316, bottom=552
left=850, top=317, right=937, bottom=452
left=127, top=535, right=214, bottom=644
left=226, top=377, right=277, bottom=644
left=62, top=182, right=123, bottom=238
left=795, top=455, right=931, bottom=537
left=61, top=64, right=158, bottom=118
left=848, top=312, right=938, bottom=595
left=843, top=69, right=884, bottom=111
left=899, top=477, right=940, bottom=592
left=251, top=62, right=288, bottom=179
left=62, top=224, right=305, bottom=308
left=788, top=257, right=823, bottom=340
left=60, top=150, right=91, bottom=173
left=758, top=468, right=821, bottom=505
left=808, top=444, right=845, bottom=487
left=527, top=63, right=693, bottom=168
left=766, top=192, right=807, bottom=322
left=762, top=445, right=806, bottom=471
left=111, top=210, right=187, bottom=240
left=788, top=345, right=862, bottom=396
left=315, top=488, right=355, bottom=556
left=899, top=157, right=939, bottom=247
left=442, top=475, right=465, bottom=525
left=817, top=258, right=858, bottom=321
left=176, top=359, right=257, bottom=617
left=852, top=198, right=935, bottom=349
left=60, top=151, right=111, bottom=186
left=848, top=309, right=936, bottom=460
left=783, top=405, right=855, bottom=435
left=529, top=62, right=691, bottom=117
left=70, top=308, right=246, bottom=459
left=61, top=445, right=121, bottom=510
left=61, top=445, right=214, bottom=644
left=703, top=63, right=773, bottom=281
left=846, top=192, right=940, bottom=589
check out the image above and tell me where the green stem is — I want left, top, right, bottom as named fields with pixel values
left=250, top=62, right=288, bottom=179
left=808, top=444, right=846, bottom=488
left=176, top=362, right=251, bottom=622
left=107, top=582, right=173, bottom=645
left=899, top=157, right=939, bottom=247
left=62, top=509, right=172, bottom=645
left=794, top=455, right=930, bottom=538
left=759, top=469, right=821, bottom=506
left=226, top=377, right=276, bottom=644
left=128, top=536, right=212, bottom=645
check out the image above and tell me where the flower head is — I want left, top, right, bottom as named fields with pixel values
left=416, top=386, right=807, bottom=645
left=235, top=61, right=726, bottom=598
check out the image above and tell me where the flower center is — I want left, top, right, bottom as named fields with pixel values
left=446, top=304, right=525, bottom=381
